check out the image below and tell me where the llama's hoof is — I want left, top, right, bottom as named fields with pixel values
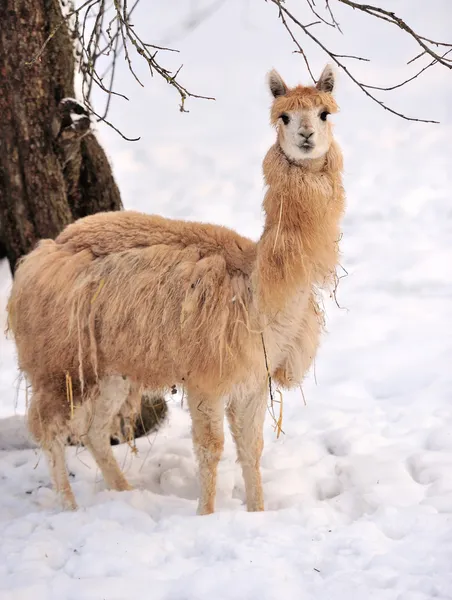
left=247, top=503, right=264, bottom=512
left=196, top=505, right=214, bottom=516
left=111, top=479, right=133, bottom=492
left=61, top=496, right=78, bottom=511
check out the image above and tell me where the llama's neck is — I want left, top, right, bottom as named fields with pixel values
left=254, top=141, right=345, bottom=314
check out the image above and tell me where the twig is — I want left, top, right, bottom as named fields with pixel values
left=268, top=0, right=441, bottom=123
left=299, top=385, right=307, bottom=406
left=112, top=0, right=214, bottom=112
left=364, top=49, right=452, bottom=92
left=325, top=0, right=343, bottom=33
left=330, top=264, right=348, bottom=311
left=48, top=0, right=215, bottom=135
left=89, top=106, right=141, bottom=141
left=337, top=0, right=452, bottom=68
left=333, top=53, right=369, bottom=62
left=407, top=50, right=426, bottom=65
left=26, top=0, right=101, bottom=65
left=277, top=3, right=316, bottom=83
left=100, top=30, right=120, bottom=119
left=305, top=0, right=337, bottom=29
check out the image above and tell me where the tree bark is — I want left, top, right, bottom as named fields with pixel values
left=0, top=0, right=122, bottom=273
left=0, top=0, right=168, bottom=437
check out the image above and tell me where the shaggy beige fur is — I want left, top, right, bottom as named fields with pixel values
left=8, top=65, right=345, bottom=513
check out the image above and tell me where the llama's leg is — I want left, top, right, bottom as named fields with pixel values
left=43, top=438, right=78, bottom=510
left=28, top=391, right=77, bottom=510
left=187, top=392, right=224, bottom=515
left=226, top=386, right=267, bottom=512
left=82, top=376, right=133, bottom=492
left=83, top=433, right=132, bottom=492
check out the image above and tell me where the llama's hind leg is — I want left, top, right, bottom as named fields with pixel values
left=28, top=391, right=77, bottom=510
left=187, top=391, right=224, bottom=515
left=226, top=385, right=266, bottom=512
left=82, top=376, right=133, bottom=492
left=43, top=438, right=77, bottom=510
left=83, top=434, right=132, bottom=492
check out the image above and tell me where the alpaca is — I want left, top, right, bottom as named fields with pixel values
left=7, top=64, right=345, bottom=513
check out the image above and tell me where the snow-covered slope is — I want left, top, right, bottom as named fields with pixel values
left=1, top=1, right=451, bottom=598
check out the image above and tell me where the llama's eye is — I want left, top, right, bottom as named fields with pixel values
left=320, top=111, right=329, bottom=121
left=280, top=113, right=290, bottom=125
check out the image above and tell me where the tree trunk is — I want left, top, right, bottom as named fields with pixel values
left=0, top=0, right=122, bottom=273
left=0, top=0, right=168, bottom=438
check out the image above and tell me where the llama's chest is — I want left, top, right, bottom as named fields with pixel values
left=263, top=286, right=320, bottom=386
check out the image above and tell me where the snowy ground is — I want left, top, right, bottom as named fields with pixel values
left=1, top=1, right=452, bottom=598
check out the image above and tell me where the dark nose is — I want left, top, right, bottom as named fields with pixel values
left=299, top=130, right=314, bottom=140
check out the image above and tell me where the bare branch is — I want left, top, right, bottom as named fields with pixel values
left=305, top=0, right=337, bottom=29
left=418, top=35, right=452, bottom=49
left=88, top=107, right=141, bottom=142
left=407, top=51, right=426, bottom=65
left=336, top=0, right=452, bottom=69
left=100, top=26, right=121, bottom=120
left=276, top=3, right=316, bottom=83
left=29, top=0, right=452, bottom=131
left=333, top=53, right=370, bottom=61
left=109, top=1, right=215, bottom=112
left=33, top=0, right=215, bottom=134
left=26, top=0, right=101, bottom=65
left=325, top=0, right=343, bottom=33
left=266, top=0, right=447, bottom=123
left=363, top=49, right=452, bottom=92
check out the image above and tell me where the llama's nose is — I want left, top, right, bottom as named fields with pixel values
left=299, top=129, right=314, bottom=141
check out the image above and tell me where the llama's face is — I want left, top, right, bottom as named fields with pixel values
left=277, top=105, right=333, bottom=161
left=268, top=65, right=337, bottom=163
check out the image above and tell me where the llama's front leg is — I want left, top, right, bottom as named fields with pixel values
left=226, top=386, right=266, bottom=512
left=187, top=392, right=224, bottom=515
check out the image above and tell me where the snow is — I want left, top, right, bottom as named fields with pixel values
left=1, top=0, right=452, bottom=598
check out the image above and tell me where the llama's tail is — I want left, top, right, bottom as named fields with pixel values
left=6, top=239, right=58, bottom=339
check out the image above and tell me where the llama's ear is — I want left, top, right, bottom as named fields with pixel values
left=316, top=64, right=335, bottom=93
left=268, top=70, right=288, bottom=98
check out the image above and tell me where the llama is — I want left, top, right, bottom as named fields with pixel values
left=7, top=64, right=345, bottom=513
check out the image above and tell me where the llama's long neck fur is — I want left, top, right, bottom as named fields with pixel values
left=254, top=140, right=344, bottom=314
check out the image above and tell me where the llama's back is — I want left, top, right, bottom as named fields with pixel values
left=9, top=211, right=257, bottom=397
left=56, top=211, right=256, bottom=276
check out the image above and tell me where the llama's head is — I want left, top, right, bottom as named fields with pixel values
left=268, top=65, right=338, bottom=162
